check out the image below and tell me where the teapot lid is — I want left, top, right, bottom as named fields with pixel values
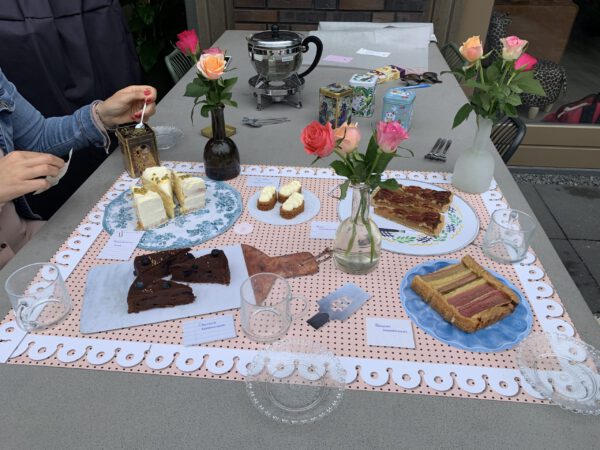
left=247, top=25, right=303, bottom=49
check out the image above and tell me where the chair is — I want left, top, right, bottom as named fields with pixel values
left=441, top=42, right=466, bottom=72
left=491, top=116, right=527, bottom=163
left=164, top=48, right=194, bottom=83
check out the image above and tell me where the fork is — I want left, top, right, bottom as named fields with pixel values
left=424, top=138, right=452, bottom=161
left=242, top=117, right=290, bottom=127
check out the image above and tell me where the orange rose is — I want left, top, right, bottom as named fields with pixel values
left=459, top=36, right=483, bottom=65
left=334, top=123, right=361, bottom=154
left=196, top=51, right=226, bottom=80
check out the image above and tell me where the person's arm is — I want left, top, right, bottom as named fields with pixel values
left=10, top=83, right=157, bottom=158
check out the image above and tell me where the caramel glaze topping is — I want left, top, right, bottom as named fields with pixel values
left=387, top=207, right=442, bottom=228
left=374, top=187, right=451, bottom=209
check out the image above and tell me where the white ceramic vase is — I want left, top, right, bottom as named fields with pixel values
left=452, top=116, right=495, bottom=194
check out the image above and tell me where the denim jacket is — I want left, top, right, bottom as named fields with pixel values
left=0, top=68, right=108, bottom=219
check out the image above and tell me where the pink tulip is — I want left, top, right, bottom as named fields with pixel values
left=515, top=53, right=538, bottom=71
left=376, top=121, right=409, bottom=153
left=334, top=123, right=361, bottom=154
left=176, top=29, right=200, bottom=58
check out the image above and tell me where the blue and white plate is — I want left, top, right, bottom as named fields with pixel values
left=103, top=179, right=242, bottom=250
left=400, top=259, right=533, bottom=352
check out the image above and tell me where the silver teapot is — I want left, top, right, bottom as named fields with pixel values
left=247, top=25, right=323, bottom=82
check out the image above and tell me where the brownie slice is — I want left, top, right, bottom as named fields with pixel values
left=127, top=277, right=195, bottom=314
left=170, top=249, right=231, bottom=285
left=133, top=247, right=192, bottom=279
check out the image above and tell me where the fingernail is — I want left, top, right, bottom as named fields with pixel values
left=144, top=89, right=151, bottom=96
left=133, top=112, right=141, bottom=118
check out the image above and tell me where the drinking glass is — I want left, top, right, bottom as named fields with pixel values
left=5, top=263, right=72, bottom=331
left=482, top=209, right=536, bottom=264
left=240, top=273, right=307, bottom=342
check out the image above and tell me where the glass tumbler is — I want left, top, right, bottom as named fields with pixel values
left=240, top=273, right=307, bottom=342
left=482, top=209, right=536, bottom=264
left=5, top=263, right=72, bottom=331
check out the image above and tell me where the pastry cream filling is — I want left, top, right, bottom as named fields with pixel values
left=259, top=186, right=276, bottom=202
left=279, top=180, right=301, bottom=197
left=142, top=167, right=174, bottom=199
left=131, top=186, right=167, bottom=229
left=281, top=192, right=303, bottom=211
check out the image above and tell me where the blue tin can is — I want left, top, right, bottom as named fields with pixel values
left=382, top=87, right=416, bottom=130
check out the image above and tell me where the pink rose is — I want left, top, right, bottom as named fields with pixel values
left=176, top=29, right=200, bottom=58
left=301, top=121, right=335, bottom=158
left=515, top=53, right=538, bottom=71
left=334, top=123, right=361, bottom=154
left=203, top=47, right=223, bottom=55
left=501, top=36, right=528, bottom=61
left=196, top=51, right=226, bottom=80
left=459, top=36, right=483, bottom=65
left=376, top=121, right=409, bottom=153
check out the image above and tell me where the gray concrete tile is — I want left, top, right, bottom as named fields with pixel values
left=571, top=240, right=600, bottom=288
left=516, top=182, right=565, bottom=239
left=535, top=185, right=600, bottom=241
left=551, top=239, right=600, bottom=313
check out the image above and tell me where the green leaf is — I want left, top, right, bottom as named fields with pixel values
left=372, top=152, right=393, bottom=175
left=378, top=178, right=399, bottom=191
left=330, top=160, right=353, bottom=178
left=463, top=79, right=489, bottom=91
left=200, top=105, right=212, bottom=118
left=485, top=64, right=501, bottom=81
left=506, top=93, right=522, bottom=106
left=365, top=135, right=379, bottom=165
left=516, top=77, right=546, bottom=97
left=223, top=76, right=238, bottom=87
left=221, top=99, right=238, bottom=108
left=504, top=104, right=518, bottom=117
left=338, top=179, right=350, bottom=200
left=452, top=103, right=473, bottom=128
left=184, top=83, right=209, bottom=98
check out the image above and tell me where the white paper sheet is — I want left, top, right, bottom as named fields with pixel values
left=96, top=230, right=144, bottom=261
left=80, top=245, right=249, bottom=333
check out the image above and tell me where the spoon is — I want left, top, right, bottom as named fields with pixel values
left=135, top=101, right=148, bottom=129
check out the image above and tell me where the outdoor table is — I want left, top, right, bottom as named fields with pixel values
left=1, top=30, right=599, bottom=449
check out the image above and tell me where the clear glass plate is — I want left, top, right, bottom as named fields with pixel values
left=152, top=125, right=184, bottom=150
left=516, top=333, right=600, bottom=415
left=245, top=339, right=346, bottom=424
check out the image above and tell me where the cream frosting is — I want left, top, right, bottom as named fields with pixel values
left=131, top=186, right=168, bottom=229
left=281, top=192, right=303, bottom=211
left=258, top=186, right=276, bottom=202
left=279, top=180, right=301, bottom=197
left=172, top=172, right=206, bottom=212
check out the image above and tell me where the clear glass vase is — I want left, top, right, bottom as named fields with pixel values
left=333, top=183, right=382, bottom=274
left=204, top=105, right=240, bottom=181
left=452, top=115, right=495, bottom=194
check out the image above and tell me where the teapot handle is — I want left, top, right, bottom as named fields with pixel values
left=298, top=35, right=323, bottom=79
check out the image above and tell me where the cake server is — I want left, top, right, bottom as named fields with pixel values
left=307, top=283, right=371, bottom=329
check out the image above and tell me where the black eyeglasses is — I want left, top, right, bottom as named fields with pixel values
left=401, top=72, right=441, bottom=85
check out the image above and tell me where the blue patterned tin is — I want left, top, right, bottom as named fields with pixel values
left=382, top=87, right=416, bottom=130
left=319, top=83, right=353, bottom=128
left=349, top=73, right=377, bottom=118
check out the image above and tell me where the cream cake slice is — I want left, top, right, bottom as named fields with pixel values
left=131, top=186, right=168, bottom=230
left=172, top=172, right=206, bottom=213
left=142, top=166, right=176, bottom=218
left=280, top=192, right=304, bottom=219
left=257, top=186, right=277, bottom=211
left=278, top=180, right=302, bottom=203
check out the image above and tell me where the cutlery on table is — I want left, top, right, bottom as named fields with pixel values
left=424, top=138, right=452, bottom=161
left=242, top=117, right=290, bottom=127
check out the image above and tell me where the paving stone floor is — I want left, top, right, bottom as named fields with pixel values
left=511, top=169, right=600, bottom=319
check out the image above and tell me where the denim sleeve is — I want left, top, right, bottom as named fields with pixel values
left=10, top=84, right=108, bottom=158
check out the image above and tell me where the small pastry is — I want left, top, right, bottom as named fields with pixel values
left=280, top=192, right=304, bottom=219
left=172, top=171, right=206, bottom=213
left=278, top=180, right=302, bottom=203
left=131, top=186, right=168, bottom=230
left=141, top=166, right=176, bottom=218
left=257, top=186, right=277, bottom=211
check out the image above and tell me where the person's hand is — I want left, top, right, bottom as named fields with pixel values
left=0, top=151, right=65, bottom=203
left=96, top=85, right=157, bottom=128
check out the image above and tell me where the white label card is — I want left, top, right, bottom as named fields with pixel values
left=310, top=221, right=339, bottom=240
left=366, top=317, right=415, bottom=348
left=246, top=176, right=281, bottom=188
left=183, top=315, right=237, bottom=346
left=356, top=48, right=391, bottom=58
left=96, top=230, right=144, bottom=261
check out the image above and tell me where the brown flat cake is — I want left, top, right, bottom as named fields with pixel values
left=127, top=276, right=195, bottom=313
left=372, top=185, right=453, bottom=237
left=410, top=255, right=520, bottom=333
left=133, top=247, right=192, bottom=278
left=170, top=249, right=231, bottom=285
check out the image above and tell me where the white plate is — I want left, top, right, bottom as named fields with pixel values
left=247, top=189, right=321, bottom=226
left=338, top=180, right=479, bottom=256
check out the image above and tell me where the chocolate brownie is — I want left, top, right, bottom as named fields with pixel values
left=127, top=276, right=195, bottom=313
left=133, top=247, right=192, bottom=279
left=170, top=249, right=231, bottom=285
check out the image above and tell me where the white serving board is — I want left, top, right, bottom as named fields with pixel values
left=80, top=245, right=248, bottom=334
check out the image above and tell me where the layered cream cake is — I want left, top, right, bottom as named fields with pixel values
left=278, top=180, right=302, bottom=203
left=280, top=192, right=304, bottom=219
left=172, top=171, right=206, bottom=213
left=131, top=186, right=168, bottom=230
left=142, top=166, right=176, bottom=218
left=257, top=186, right=277, bottom=211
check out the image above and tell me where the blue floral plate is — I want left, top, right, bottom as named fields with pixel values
left=400, top=259, right=533, bottom=352
left=103, top=179, right=242, bottom=250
